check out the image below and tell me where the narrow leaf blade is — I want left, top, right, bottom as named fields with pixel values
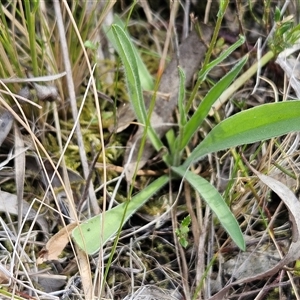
left=72, top=175, right=169, bottom=255
left=178, top=66, right=187, bottom=127
left=180, top=55, right=248, bottom=150
left=111, top=24, right=146, bottom=125
left=104, top=15, right=153, bottom=90
left=111, top=24, right=163, bottom=151
left=184, top=101, right=300, bottom=167
left=172, top=166, right=245, bottom=250
left=198, top=35, right=246, bottom=82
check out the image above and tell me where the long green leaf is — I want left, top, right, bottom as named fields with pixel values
left=111, top=24, right=163, bottom=151
left=178, top=66, right=187, bottom=128
left=111, top=24, right=146, bottom=124
left=104, top=15, right=153, bottom=91
left=172, top=166, right=245, bottom=250
left=186, top=35, right=245, bottom=112
left=198, top=35, right=246, bottom=82
left=180, top=55, right=248, bottom=150
left=72, top=175, right=169, bottom=255
left=172, top=66, right=186, bottom=166
left=184, top=101, right=300, bottom=167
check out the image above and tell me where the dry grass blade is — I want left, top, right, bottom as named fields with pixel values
left=53, top=1, right=99, bottom=215
left=0, top=72, right=67, bottom=83
left=156, top=0, right=179, bottom=79
left=0, top=191, right=48, bottom=233
left=53, top=2, right=94, bottom=298
left=13, top=124, right=25, bottom=232
left=0, top=109, right=13, bottom=147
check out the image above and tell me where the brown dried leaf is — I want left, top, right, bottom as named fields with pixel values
left=37, top=223, right=77, bottom=264
left=0, top=266, right=10, bottom=285
left=108, top=102, right=135, bottom=133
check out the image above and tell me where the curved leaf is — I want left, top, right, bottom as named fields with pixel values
left=184, top=101, right=300, bottom=167
left=104, top=15, right=153, bottom=91
left=111, top=24, right=146, bottom=124
left=198, top=35, right=246, bottom=82
left=180, top=55, right=248, bottom=150
left=111, top=24, right=163, bottom=151
left=72, top=175, right=169, bottom=255
left=172, top=166, right=245, bottom=250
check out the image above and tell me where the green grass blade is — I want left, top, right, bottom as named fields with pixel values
left=183, top=101, right=300, bottom=167
left=72, top=175, right=169, bottom=255
left=111, top=24, right=163, bottom=151
left=0, top=5, right=23, bottom=77
left=172, top=66, right=186, bottom=165
left=178, top=66, right=187, bottom=127
left=24, top=1, right=38, bottom=76
left=165, top=128, right=176, bottom=158
left=105, top=15, right=154, bottom=91
left=180, top=55, right=248, bottom=150
left=199, top=35, right=246, bottom=82
left=186, top=35, right=245, bottom=112
left=172, top=166, right=245, bottom=250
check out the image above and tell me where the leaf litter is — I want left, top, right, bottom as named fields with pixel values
left=209, top=162, right=300, bottom=299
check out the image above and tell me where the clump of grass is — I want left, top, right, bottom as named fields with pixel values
left=0, top=1, right=118, bottom=299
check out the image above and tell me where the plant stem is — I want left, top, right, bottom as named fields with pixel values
left=186, top=0, right=229, bottom=113
left=202, top=0, right=229, bottom=68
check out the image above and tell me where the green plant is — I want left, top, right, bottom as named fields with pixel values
left=72, top=22, right=246, bottom=254
left=72, top=14, right=300, bottom=256
left=1, top=1, right=300, bottom=298
left=176, top=215, right=191, bottom=248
